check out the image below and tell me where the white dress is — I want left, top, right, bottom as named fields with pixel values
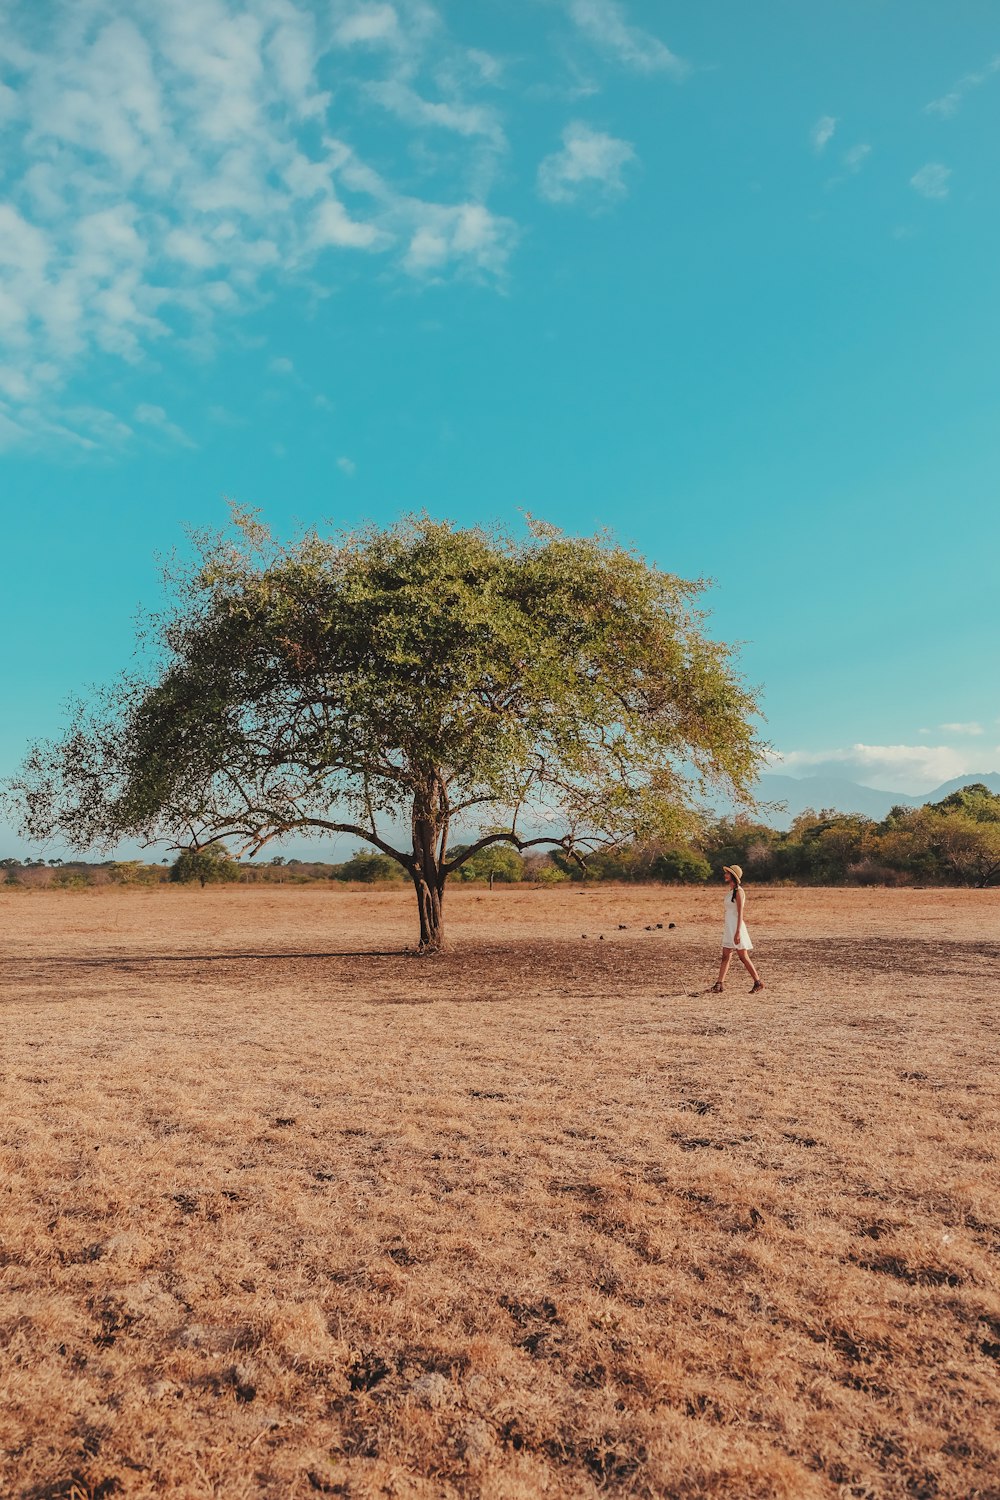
left=722, top=891, right=753, bottom=951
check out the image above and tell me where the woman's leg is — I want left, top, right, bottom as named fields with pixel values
left=736, top=949, right=762, bottom=985
left=713, top=948, right=734, bottom=990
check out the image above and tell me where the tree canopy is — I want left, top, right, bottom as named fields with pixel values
left=170, top=840, right=240, bottom=887
left=12, top=512, right=766, bottom=949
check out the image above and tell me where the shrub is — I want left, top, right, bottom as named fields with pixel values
left=333, top=853, right=404, bottom=884
left=450, top=844, right=524, bottom=883
left=170, top=843, right=240, bottom=887
left=649, top=847, right=712, bottom=883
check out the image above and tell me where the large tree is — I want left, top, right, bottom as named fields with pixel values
left=12, top=512, right=766, bottom=951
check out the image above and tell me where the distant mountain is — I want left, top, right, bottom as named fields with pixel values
left=919, top=772, right=1000, bottom=801
left=754, top=772, right=1000, bottom=827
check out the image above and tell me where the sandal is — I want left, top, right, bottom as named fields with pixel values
left=711, top=981, right=724, bottom=994
left=750, top=980, right=765, bottom=994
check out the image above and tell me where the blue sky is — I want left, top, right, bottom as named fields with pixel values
left=2, top=0, right=999, bottom=856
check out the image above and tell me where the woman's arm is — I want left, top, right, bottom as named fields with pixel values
left=734, top=887, right=745, bottom=943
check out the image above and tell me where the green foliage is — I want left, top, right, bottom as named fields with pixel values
left=449, top=843, right=524, bottom=883
left=170, top=842, right=240, bottom=887
left=929, top=783, right=1000, bottom=822
left=333, top=853, right=404, bottom=883
left=695, top=785, right=1000, bottom=888
left=535, top=840, right=711, bottom=883
left=109, top=860, right=163, bottom=885
left=648, top=847, right=712, bottom=883
left=701, top=817, right=782, bottom=878
left=10, top=510, right=766, bottom=948
left=910, top=804, right=1000, bottom=887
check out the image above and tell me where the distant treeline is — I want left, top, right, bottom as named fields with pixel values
left=4, top=784, right=999, bottom=890
left=702, top=782, right=1000, bottom=889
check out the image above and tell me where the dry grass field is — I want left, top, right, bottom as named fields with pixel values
left=2, top=884, right=999, bottom=1500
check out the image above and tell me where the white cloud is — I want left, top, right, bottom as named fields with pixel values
left=133, top=402, right=196, bottom=447
left=401, top=200, right=517, bottom=279
left=928, top=92, right=961, bottom=121
left=266, top=5, right=330, bottom=118
left=537, top=121, right=636, bottom=206
left=311, top=196, right=383, bottom=251
left=770, top=743, right=994, bottom=793
left=563, top=0, right=687, bottom=77
left=65, top=405, right=135, bottom=445
left=0, top=0, right=522, bottom=449
left=333, top=4, right=402, bottom=48
left=463, top=49, right=504, bottom=87
left=940, top=722, right=984, bottom=735
left=268, top=355, right=294, bottom=374
left=164, top=228, right=220, bottom=268
left=842, top=143, right=871, bottom=173
left=825, top=142, right=872, bottom=190
left=337, top=455, right=357, bottom=475
left=0, top=82, right=19, bottom=123
left=0, top=394, right=137, bottom=453
left=0, top=407, right=31, bottom=450
left=811, top=115, right=836, bottom=152
left=367, top=80, right=506, bottom=149
left=0, top=367, right=34, bottom=403
left=910, top=162, right=952, bottom=199
left=330, top=0, right=441, bottom=62
left=926, top=54, right=1000, bottom=117
left=206, top=403, right=245, bottom=425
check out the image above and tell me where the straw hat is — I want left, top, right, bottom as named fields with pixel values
left=723, top=864, right=743, bottom=882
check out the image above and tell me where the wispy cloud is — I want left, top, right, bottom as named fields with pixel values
left=770, top=742, right=994, bottom=793
left=811, top=115, right=837, bottom=152
left=926, top=54, right=1000, bottom=118
left=332, top=4, right=404, bottom=49
left=336, top=455, right=357, bottom=476
left=537, top=121, right=636, bottom=206
left=910, top=162, right=952, bottom=200
left=562, top=0, right=687, bottom=78
left=940, top=721, right=984, bottom=735
left=133, top=402, right=196, bottom=448
left=366, top=79, right=506, bottom=150
left=0, top=0, right=522, bottom=451
left=206, top=403, right=246, bottom=425
left=825, top=142, right=872, bottom=190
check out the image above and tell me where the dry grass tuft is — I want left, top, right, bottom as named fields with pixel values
left=2, top=885, right=999, bottom=1498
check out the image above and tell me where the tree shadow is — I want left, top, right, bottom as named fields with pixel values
left=1, top=949, right=418, bottom=970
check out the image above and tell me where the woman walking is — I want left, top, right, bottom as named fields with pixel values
left=711, top=864, right=764, bottom=994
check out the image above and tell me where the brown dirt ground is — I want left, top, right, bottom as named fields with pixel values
left=1, top=884, right=999, bottom=1500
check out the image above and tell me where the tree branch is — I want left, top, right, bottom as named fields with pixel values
left=442, top=828, right=600, bottom=875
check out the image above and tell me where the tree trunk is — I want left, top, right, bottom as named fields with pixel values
left=412, top=869, right=446, bottom=952
left=411, top=777, right=448, bottom=953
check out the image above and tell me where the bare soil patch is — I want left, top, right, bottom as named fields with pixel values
left=2, top=886, right=999, bottom=1498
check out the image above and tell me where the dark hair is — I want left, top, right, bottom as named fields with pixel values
left=729, top=875, right=742, bottom=903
